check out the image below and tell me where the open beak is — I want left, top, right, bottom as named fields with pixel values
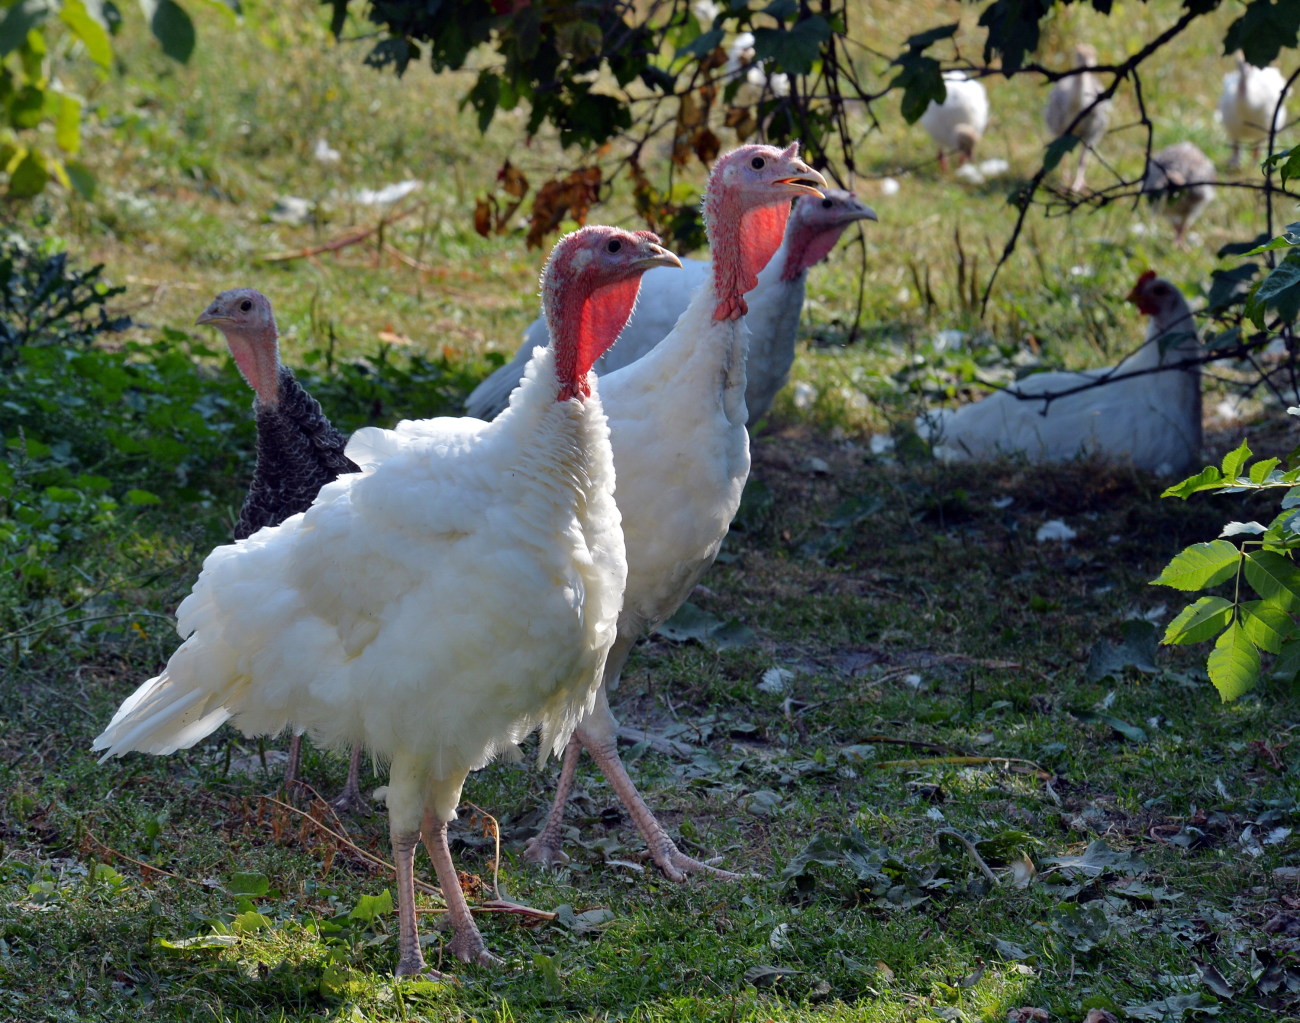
left=777, top=165, right=828, bottom=200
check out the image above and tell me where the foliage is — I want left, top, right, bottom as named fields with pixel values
left=0, top=233, right=130, bottom=364
left=1152, top=424, right=1300, bottom=701
left=0, top=0, right=235, bottom=199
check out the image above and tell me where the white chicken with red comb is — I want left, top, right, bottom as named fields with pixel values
left=920, top=270, right=1202, bottom=476
left=93, top=225, right=682, bottom=978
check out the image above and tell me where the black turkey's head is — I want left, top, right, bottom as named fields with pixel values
left=197, top=288, right=282, bottom=407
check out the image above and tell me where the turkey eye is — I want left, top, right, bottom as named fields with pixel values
left=606, top=239, right=622, bottom=254
left=239, top=299, right=253, bottom=312
left=750, top=156, right=765, bottom=170
left=821, top=198, right=833, bottom=209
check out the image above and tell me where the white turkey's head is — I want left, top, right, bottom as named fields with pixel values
left=782, top=189, right=878, bottom=281
left=704, top=142, right=827, bottom=321
left=1073, top=43, right=1099, bottom=69
left=197, top=288, right=282, bottom=407
left=542, top=225, right=682, bottom=402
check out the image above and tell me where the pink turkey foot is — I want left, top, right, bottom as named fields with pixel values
left=282, top=733, right=304, bottom=798
left=581, top=727, right=744, bottom=882
left=523, top=736, right=581, bottom=868
left=329, top=743, right=368, bottom=813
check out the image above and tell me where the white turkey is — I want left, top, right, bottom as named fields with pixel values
left=94, top=226, right=682, bottom=978
left=1143, top=141, right=1216, bottom=245
left=919, top=70, right=990, bottom=172
left=465, top=189, right=876, bottom=426
left=723, top=31, right=790, bottom=104
left=521, top=143, right=826, bottom=879
left=1217, top=54, right=1288, bottom=171
left=1044, top=43, right=1111, bottom=193
left=920, top=270, right=1201, bottom=476
left=196, top=289, right=368, bottom=811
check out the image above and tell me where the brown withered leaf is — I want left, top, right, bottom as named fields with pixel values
left=498, top=160, right=529, bottom=199
left=724, top=104, right=757, bottom=140
left=700, top=45, right=728, bottom=73
left=525, top=166, right=603, bottom=249
left=473, top=197, right=493, bottom=238
left=693, top=127, right=722, bottom=165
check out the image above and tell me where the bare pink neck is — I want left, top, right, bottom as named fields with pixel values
left=226, top=325, right=282, bottom=407
left=707, top=189, right=791, bottom=321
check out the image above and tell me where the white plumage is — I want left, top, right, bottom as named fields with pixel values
left=94, top=226, right=682, bottom=978
left=522, top=144, right=827, bottom=880
left=465, top=189, right=877, bottom=427
left=920, top=271, right=1201, bottom=477
left=919, top=70, right=990, bottom=171
left=1044, top=44, right=1111, bottom=193
left=1217, top=55, right=1288, bottom=170
left=1143, top=141, right=1216, bottom=245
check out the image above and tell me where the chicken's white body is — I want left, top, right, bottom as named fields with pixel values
left=920, top=71, right=989, bottom=164
left=466, top=191, right=876, bottom=427
left=1218, top=57, right=1288, bottom=169
left=921, top=275, right=1201, bottom=476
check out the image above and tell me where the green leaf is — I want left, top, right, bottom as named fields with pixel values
left=7, top=149, right=48, bottom=198
left=1207, top=620, right=1260, bottom=701
left=1249, top=456, right=1281, bottom=483
left=1239, top=600, right=1291, bottom=654
left=655, top=602, right=755, bottom=651
left=902, top=23, right=958, bottom=52
left=1271, top=637, right=1300, bottom=687
left=158, top=933, right=239, bottom=950
left=0, top=0, right=49, bottom=59
left=1086, top=620, right=1158, bottom=681
left=890, top=52, right=943, bottom=124
left=1163, top=596, right=1234, bottom=645
left=1221, top=438, right=1252, bottom=479
left=1150, top=540, right=1241, bottom=591
left=1160, top=464, right=1223, bottom=499
left=59, top=0, right=112, bottom=68
left=231, top=910, right=271, bottom=934
left=1247, top=252, right=1300, bottom=329
left=1243, top=549, right=1300, bottom=609
left=53, top=91, right=81, bottom=154
left=675, top=27, right=723, bottom=59
left=348, top=889, right=393, bottom=923
left=228, top=871, right=269, bottom=896
left=1070, top=710, right=1146, bottom=743
left=123, top=488, right=161, bottom=505
left=1224, top=0, right=1300, bottom=68
left=1041, top=134, right=1079, bottom=176
left=138, top=0, right=195, bottom=63
left=752, top=16, right=830, bottom=76
left=64, top=159, right=94, bottom=199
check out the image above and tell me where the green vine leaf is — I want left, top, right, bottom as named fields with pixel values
left=1161, top=465, right=1225, bottom=500
left=1221, top=439, right=1253, bottom=480
left=1150, top=540, right=1241, bottom=592
left=1162, top=596, right=1234, bottom=646
left=1207, top=621, right=1261, bottom=701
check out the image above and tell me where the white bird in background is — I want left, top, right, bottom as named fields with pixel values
left=724, top=31, right=790, bottom=102
left=1044, top=43, right=1111, bottom=193
left=195, top=289, right=368, bottom=810
left=1217, top=54, right=1289, bottom=171
left=521, top=143, right=827, bottom=879
left=94, top=226, right=683, bottom=978
left=1143, top=141, right=1216, bottom=245
left=920, top=270, right=1201, bottom=476
left=920, top=70, right=990, bottom=172
left=465, top=189, right=877, bottom=427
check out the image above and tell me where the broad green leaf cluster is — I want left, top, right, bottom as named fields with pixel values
left=0, top=0, right=234, bottom=199
left=1152, top=427, right=1300, bottom=701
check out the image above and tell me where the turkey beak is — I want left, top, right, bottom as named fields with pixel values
left=196, top=307, right=230, bottom=326
left=777, top=164, right=828, bottom=200
left=848, top=203, right=879, bottom=224
left=634, top=243, right=683, bottom=273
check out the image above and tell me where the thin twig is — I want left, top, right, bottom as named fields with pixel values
left=937, top=828, right=999, bottom=884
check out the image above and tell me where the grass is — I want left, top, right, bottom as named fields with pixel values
left=2, top=1, right=1298, bottom=1021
